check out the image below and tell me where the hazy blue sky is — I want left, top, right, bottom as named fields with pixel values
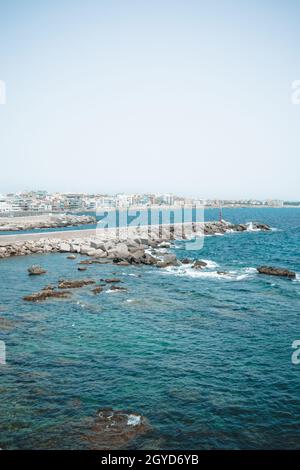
left=0, top=0, right=299, bottom=199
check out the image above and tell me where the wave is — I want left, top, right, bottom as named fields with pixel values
left=161, top=264, right=258, bottom=282
left=127, top=414, right=142, bottom=426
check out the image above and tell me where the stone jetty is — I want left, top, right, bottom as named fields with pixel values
left=0, top=214, right=96, bottom=232
left=0, top=221, right=271, bottom=260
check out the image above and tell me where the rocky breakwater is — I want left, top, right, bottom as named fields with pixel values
left=0, top=214, right=96, bottom=232
left=0, top=220, right=271, bottom=260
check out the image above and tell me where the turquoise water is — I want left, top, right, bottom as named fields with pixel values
left=0, top=208, right=300, bottom=449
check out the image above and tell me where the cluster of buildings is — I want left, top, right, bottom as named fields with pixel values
left=0, top=191, right=287, bottom=215
left=0, top=191, right=201, bottom=214
left=205, top=199, right=285, bottom=207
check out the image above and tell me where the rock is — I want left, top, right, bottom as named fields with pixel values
left=181, top=258, right=192, bottom=264
left=59, top=242, right=71, bottom=252
left=23, top=289, right=71, bottom=302
left=27, top=265, right=47, bottom=275
left=86, top=249, right=97, bottom=257
left=90, top=241, right=106, bottom=250
left=253, top=223, right=271, bottom=231
left=109, top=285, right=127, bottom=292
left=192, top=260, right=207, bottom=269
left=103, top=278, right=122, bottom=283
left=107, top=243, right=130, bottom=259
left=67, top=254, right=77, bottom=260
left=58, top=279, right=95, bottom=289
left=78, top=266, right=87, bottom=271
left=92, top=249, right=107, bottom=258
left=257, top=266, right=296, bottom=279
left=79, top=259, right=109, bottom=265
left=84, top=408, right=150, bottom=450
left=80, top=245, right=93, bottom=255
left=114, top=260, right=130, bottom=266
left=42, top=285, right=55, bottom=290
left=156, top=253, right=180, bottom=268
left=92, top=286, right=103, bottom=294
left=129, top=249, right=146, bottom=264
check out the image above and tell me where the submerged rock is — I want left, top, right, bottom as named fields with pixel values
left=85, top=408, right=151, bottom=449
left=78, top=266, right=87, bottom=271
left=92, top=286, right=103, bottom=295
left=58, top=279, right=95, bottom=289
left=109, top=285, right=127, bottom=291
left=103, top=278, right=122, bottom=283
left=257, top=266, right=296, bottom=279
left=27, top=265, right=47, bottom=275
left=67, top=254, right=77, bottom=260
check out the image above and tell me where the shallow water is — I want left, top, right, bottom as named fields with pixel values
left=0, top=208, right=300, bottom=449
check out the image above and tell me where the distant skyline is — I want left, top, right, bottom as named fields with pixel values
left=0, top=0, right=300, bottom=199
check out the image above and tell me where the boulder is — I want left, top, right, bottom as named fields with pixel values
left=92, top=249, right=107, bottom=258
left=90, top=241, right=106, bottom=250
left=192, top=260, right=207, bottom=269
left=27, top=265, right=47, bottom=275
left=181, top=258, right=192, bottom=264
left=107, top=243, right=130, bottom=259
left=156, top=253, right=180, bottom=268
left=59, top=242, right=71, bottom=252
left=257, top=266, right=296, bottom=279
left=80, top=245, right=93, bottom=255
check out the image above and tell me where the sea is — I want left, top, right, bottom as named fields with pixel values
left=0, top=207, right=300, bottom=449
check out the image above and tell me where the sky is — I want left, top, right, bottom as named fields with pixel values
left=0, top=0, right=299, bottom=199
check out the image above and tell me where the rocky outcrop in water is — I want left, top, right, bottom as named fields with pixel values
left=257, top=266, right=296, bottom=279
left=58, top=279, right=95, bottom=289
left=27, top=265, right=47, bottom=275
left=84, top=408, right=151, bottom=449
left=23, top=289, right=71, bottom=302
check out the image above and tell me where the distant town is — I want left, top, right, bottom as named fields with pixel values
left=0, top=191, right=298, bottom=215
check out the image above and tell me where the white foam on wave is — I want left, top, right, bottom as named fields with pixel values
left=246, top=222, right=260, bottom=232
left=127, top=414, right=141, bottom=426
left=161, top=264, right=257, bottom=282
left=201, top=259, right=219, bottom=268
